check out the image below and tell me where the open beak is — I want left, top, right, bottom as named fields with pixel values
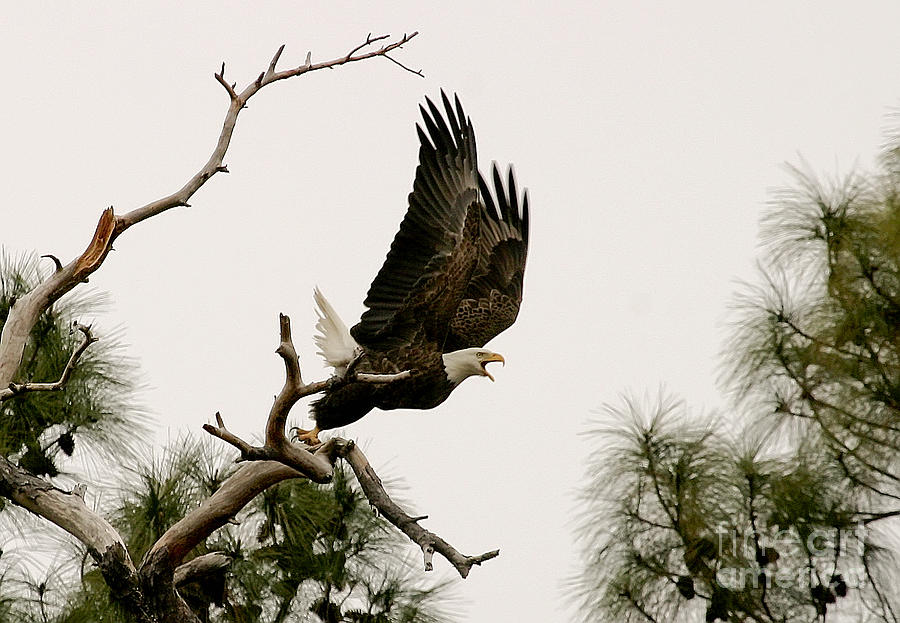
left=481, top=353, right=505, bottom=382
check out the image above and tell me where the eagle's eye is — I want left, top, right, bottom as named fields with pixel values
left=476, top=352, right=485, bottom=359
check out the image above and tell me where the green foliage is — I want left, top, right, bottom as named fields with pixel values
left=26, top=437, right=455, bottom=623
left=0, top=252, right=147, bottom=621
left=219, top=455, right=454, bottom=623
left=0, top=568, right=26, bottom=623
left=0, top=252, right=146, bottom=475
left=574, top=397, right=890, bottom=623
left=725, top=161, right=900, bottom=491
left=113, top=437, right=222, bottom=562
left=574, top=397, right=730, bottom=622
left=44, top=568, right=122, bottom=623
left=575, top=118, right=900, bottom=621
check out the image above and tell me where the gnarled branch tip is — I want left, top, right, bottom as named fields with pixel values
left=40, top=254, right=63, bottom=272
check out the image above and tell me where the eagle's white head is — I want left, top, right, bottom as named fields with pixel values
left=441, top=348, right=506, bottom=385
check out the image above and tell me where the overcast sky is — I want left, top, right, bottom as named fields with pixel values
left=4, top=2, right=900, bottom=621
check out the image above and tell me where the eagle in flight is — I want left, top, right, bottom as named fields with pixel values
left=296, top=92, right=529, bottom=444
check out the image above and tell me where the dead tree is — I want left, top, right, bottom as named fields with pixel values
left=0, top=34, right=497, bottom=623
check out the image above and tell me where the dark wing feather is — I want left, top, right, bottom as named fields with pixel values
left=444, top=162, right=530, bottom=351
left=351, top=92, right=480, bottom=352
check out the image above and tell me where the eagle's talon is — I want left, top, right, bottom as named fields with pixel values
left=291, top=425, right=321, bottom=446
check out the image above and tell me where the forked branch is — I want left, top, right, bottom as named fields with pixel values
left=201, top=423, right=499, bottom=578
left=200, top=313, right=334, bottom=478
left=201, top=411, right=336, bottom=482
left=200, top=313, right=499, bottom=579
left=200, top=313, right=405, bottom=475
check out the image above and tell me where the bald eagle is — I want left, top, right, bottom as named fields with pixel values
left=296, top=92, right=529, bottom=443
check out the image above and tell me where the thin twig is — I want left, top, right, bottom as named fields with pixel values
left=346, top=33, right=390, bottom=59
left=258, top=44, right=286, bottom=86
left=383, top=53, right=424, bottom=77
left=202, top=412, right=257, bottom=459
left=214, top=63, right=238, bottom=101
left=1, top=322, right=98, bottom=401
left=40, top=254, right=63, bottom=272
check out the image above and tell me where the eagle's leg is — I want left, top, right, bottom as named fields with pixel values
left=290, top=425, right=321, bottom=446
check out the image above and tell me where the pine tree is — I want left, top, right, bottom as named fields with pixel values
left=0, top=256, right=453, bottom=623
left=42, top=438, right=454, bottom=623
left=0, top=252, right=145, bottom=477
left=573, top=120, right=900, bottom=622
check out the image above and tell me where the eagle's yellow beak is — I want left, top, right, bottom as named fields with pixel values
left=481, top=353, right=505, bottom=382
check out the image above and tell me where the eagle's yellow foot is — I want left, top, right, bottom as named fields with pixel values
left=291, top=425, right=321, bottom=446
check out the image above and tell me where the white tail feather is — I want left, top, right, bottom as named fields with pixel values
left=313, top=287, right=359, bottom=374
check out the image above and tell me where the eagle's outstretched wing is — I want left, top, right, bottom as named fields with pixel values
left=350, top=92, right=480, bottom=354
left=444, top=163, right=530, bottom=351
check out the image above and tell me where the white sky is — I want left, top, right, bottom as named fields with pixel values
left=3, top=2, right=900, bottom=621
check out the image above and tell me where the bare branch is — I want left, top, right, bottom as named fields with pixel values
left=202, top=412, right=255, bottom=457
left=260, top=32, right=420, bottom=88
left=1, top=322, right=98, bottom=401
left=0, top=455, right=129, bottom=561
left=257, top=44, right=286, bottom=87
left=0, top=33, right=420, bottom=391
left=147, top=459, right=306, bottom=567
left=268, top=44, right=285, bottom=75
left=75, top=207, right=117, bottom=277
left=0, top=205, right=115, bottom=388
left=345, top=33, right=390, bottom=59
left=173, top=552, right=232, bottom=588
left=340, top=441, right=499, bottom=578
left=40, top=254, right=63, bottom=272
left=119, top=33, right=420, bottom=232
left=197, top=429, right=499, bottom=579
left=214, top=63, right=238, bottom=101
left=0, top=455, right=139, bottom=596
left=382, top=52, right=425, bottom=78
left=266, top=313, right=329, bottom=446
left=202, top=411, right=335, bottom=481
